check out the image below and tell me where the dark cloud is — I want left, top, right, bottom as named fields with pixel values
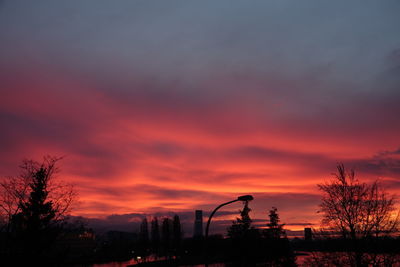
left=343, top=149, right=400, bottom=178
left=375, top=148, right=400, bottom=157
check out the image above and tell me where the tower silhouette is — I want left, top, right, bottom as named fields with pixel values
left=193, top=210, right=203, bottom=237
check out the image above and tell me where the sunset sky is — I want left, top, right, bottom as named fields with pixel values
left=1, top=1, right=400, bottom=235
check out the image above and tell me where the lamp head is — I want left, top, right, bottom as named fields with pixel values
left=237, top=195, right=254, bottom=201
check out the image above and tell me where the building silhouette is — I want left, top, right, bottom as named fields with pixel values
left=193, top=210, right=203, bottom=237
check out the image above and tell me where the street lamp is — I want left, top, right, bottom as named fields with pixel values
left=205, top=195, right=254, bottom=239
left=204, top=195, right=253, bottom=266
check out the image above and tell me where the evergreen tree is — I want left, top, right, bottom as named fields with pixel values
left=227, top=200, right=252, bottom=239
left=20, top=167, right=56, bottom=233
left=17, top=165, right=59, bottom=264
left=226, top=201, right=261, bottom=265
left=162, top=218, right=171, bottom=244
left=263, top=207, right=296, bottom=266
left=139, top=217, right=149, bottom=245
left=265, top=207, right=286, bottom=239
left=151, top=217, right=160, bottom=254
left=138, top=217, right=150, bottom=259
left=0, top=156, right=76, bottom=266
left=161, top=218, right=172, bottom=257
left=172, top=214, right=182, bottom=252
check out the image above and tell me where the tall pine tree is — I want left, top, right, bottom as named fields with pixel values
left=265, top=207, right=286, bottom=239
left=227, top=201, right=252, bottom=239
left=20, top=167, right=56, bottom=233
left=151, top=217, right=160, bottom=254
left=172, top=214, right=182, bottom=252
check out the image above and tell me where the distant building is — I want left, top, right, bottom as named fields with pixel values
left=304, top=227, right=312, bottom=240
left=193, top=210, right=203, bottom=237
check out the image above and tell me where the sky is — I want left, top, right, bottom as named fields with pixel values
left=1, top=0, right=400, bottom=235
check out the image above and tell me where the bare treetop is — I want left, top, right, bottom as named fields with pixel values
left=318, top=164, right=399, bottom=240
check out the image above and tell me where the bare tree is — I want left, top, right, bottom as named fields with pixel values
left=318, top=164, right=398, bottom=240
left=317, top=164, right=400, bottom=267
left=0, top=156, right=76, bottom=231
left=0, top=171, right=30, bottom=230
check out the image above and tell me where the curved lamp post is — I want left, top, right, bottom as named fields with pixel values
left=205, top=195, right=254, bottom=239
left=204, top=195, right=254, bottom=266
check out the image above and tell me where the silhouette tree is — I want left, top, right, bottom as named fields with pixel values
left=318, top=164, right=399, bottom=266
left=151, top=217, right=160, bottom=255
left=0, top=156, right=75, bottom=230
left=227, top=200, right=252, bottom=239
left=172, top=214, right=182, bottom=254
left=139, top=217, right=149, bottom=245
left=161, top=217, right=172, bottom=257
left=226, top=201, right=264, bottom=266
left=265, top=207, right=286, bottom=239
left=318, top=164, right=399, bottom=240
left=261, top=207, right=295, bottom=266
left=138, top=217, right=150, bottom=260
left=19, top=166, right=56, bottom=238
left=0, top=156, right=76, bottom=265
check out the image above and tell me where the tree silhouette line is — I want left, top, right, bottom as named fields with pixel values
left=135, top=215, right=183, bottom=262
left=1, top=157, right=400, bottom=266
